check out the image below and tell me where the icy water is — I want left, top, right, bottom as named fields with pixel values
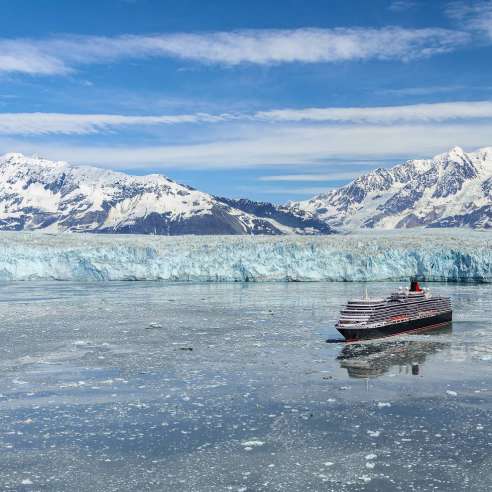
left=0, top=282, right=491, bottom=491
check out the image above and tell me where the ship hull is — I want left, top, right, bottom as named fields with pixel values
left=337, top=311, right=452, bottom=342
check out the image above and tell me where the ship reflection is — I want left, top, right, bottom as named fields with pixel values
left=337, top=324, right=452, bottom=379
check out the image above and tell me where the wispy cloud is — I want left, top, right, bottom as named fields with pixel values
left=0, top=27, right=471, bottom=75
left=1, top=101, right=492, bottom=135
left=254, top=101, right=492, bottom=124
left=388, top=1, right=418, bottom=12
left=377, top=85, right=467, bottom=96
left=259, top=173, right=358, bottom=181
left=0, top=40, right=68, bottom=75
left=0, top=112, right=231, bottom=135
left=446, top=1, right=492, bottom=39
left=2, top=123, right=491, bottom=168
left=240, top=185, right=335, bottom=195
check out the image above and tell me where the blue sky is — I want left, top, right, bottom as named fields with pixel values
left=1, top=0, right=492, bottom=202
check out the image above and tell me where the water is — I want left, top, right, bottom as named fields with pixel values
left=0, top=281, right=491, bottom=491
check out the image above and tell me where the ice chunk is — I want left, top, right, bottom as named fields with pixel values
left=147, top=323, right=163, bottom=329
left=377, top=402, right=391, bottom=408
left=241, top=440, right=265, bottom=447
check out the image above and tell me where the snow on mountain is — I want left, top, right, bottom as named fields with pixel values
left=0, top=229, right=490, bottom=281
left=289, top=147, right=492, bottom=230
left=0, top=153, right=332, bottom=235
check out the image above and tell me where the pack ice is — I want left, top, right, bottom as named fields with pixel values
left=0, top=230, right=491, bottom=282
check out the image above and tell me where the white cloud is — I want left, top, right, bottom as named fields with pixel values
left=254, top=101, right=492, bottom=123
left=446, top=1, right=492, bottom=39
left=0, top=27, right=471, bottom=75
left=388, top=1, right=418, bottom=12
left=377, top=85, right=467, bottom=96
left=1, top=101, right=492, bottom=135
left=1, top=123, right=491, bottom=168
left=0, top=40, right=68, bottom=75
left=0, top=112, right=231, bottom=135
left=241, top=185, right=336, bottom=195
left=259, top=173, right=358, bottom=181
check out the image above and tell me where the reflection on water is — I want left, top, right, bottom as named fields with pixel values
left=337, top=324, right=453, bottom=378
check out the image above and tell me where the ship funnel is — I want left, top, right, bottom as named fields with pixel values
left=410, top=279, right=422, bottom=292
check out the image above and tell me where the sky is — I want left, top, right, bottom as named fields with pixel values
left=1, top=0, right=492, bottom=202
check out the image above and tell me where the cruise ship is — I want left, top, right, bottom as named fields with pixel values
left=336, top=280, right=452, bottom=342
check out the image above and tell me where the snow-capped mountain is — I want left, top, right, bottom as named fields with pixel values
left=289, top=147, right=492, bottom=230
left=0, top=153, right=332, bottom=235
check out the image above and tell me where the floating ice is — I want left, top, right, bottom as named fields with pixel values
left=147, top=323, right=163, bottom=329
left=377, top=402, right=392, bottom=408
left=0, top=229, right=491, bottom=282
left=241, top=440, right=265, bottom=447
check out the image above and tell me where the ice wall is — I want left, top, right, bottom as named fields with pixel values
left=0, top=230, right=491, bottom=282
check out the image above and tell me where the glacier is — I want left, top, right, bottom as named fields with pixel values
left=0, top=230, right=491, bottom=282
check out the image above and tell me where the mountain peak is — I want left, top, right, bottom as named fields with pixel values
left=431, top=146, right=465, bottom=162
left=1, top=152, right=68, bottom=169
left=1, top=152, right=27, bottom=161
left=449, top=146, right=464, bottom=155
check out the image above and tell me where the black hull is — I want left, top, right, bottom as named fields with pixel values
left=337, top=311, right=452, bottom=342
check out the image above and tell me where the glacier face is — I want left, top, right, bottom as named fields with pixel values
left=0, top=230, right=491, bottom=282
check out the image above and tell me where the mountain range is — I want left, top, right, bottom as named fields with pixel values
left=0, top=147, right=491, bottom=235
left=289, top=146, right=492, bottom=230
left=0, top=153, right=331, bottom=235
